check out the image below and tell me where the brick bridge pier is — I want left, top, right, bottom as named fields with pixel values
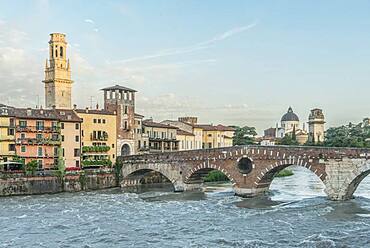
left=118, top=145, right=370, bottom=201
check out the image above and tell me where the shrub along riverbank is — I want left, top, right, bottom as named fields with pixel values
left=204, top=171, right=229, bottom=182
left=275, top=169, right=294, bottom=177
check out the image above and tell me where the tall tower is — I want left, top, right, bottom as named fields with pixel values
left=308, top=109, right=325, bottom=143
left=43, top=33, right=73, bottom=109
left=102, top=85, right=137, bottom=156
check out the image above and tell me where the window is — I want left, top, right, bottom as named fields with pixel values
left=38, top=160, right=43, bottom=169
left=52, top=121, right=58, bottom=131
left=93, top=119, right=97, bottom=123
left=61, top=135, right=64, bottom=142
left=62, top=148, right=65, bottom=157
left=75, top=136, right=79, bottom=142
left=76, top=160, right=80, bottom=167
left=112, top=144, right=115, bottom=148
left=60, top=46, right=63, bottom=57
left=113, top=154, right=115, bottom=159
left=8, top=128, right=14, bottom=136
left=54, top=147, right=58, bottom=156
left=61, top=123, right=64, bottom=129
left=21, top=146, right=26, bottom=153
left=74, top=149, right=80, bottom=157
left=52, top=134, right=58, bottom=140
left=36, top=133, right=42, bottom=140
left=82, top=130, right=84, bottom=137
left=21, top=133, right=26, bottom=139
left=36, top=120, right=44, bottom=130
left=75, top=123, right=79, bottom=130
left=38, top=147, right=43, bottom=157
left=98, top=119, right=101, bottom=124
left=8, top=144, right=15, bottom=152
left=124, top=121, right=128, bottom=130
left=102, top=119, right=106, bottom=124
left=124, top=106, right=128, bottom=114
left=138, top=140, right=141, bottom=149
left=19, top=120, right=27, bottom=128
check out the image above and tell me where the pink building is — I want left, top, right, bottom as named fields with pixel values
left=13, top=108, right=60, bottom=169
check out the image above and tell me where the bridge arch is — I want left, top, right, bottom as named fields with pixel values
left=184, top=162, right=236, bottom=186
left=254, top=157, right=326, bottom=194
left=121, top=163, right=185, bottom=192
left=336, top=160, right=370, bottom=200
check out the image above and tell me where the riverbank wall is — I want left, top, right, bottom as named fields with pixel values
left=0, top=172, right=118, bottom=196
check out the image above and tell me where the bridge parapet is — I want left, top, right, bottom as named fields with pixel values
left=119, top=145, right=369, bottom=164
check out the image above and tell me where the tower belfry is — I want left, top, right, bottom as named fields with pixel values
left=43, top=33, right=73, bottom=109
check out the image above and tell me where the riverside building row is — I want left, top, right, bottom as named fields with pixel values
left=0, top=33, right=235, bottom=171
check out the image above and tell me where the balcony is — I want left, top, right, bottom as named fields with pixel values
left=90, top=133, right=108, bottom=141
left=16, top=126, right=60, bottom=133
left=82, top=145, right=110, bottom=154
left=0, top=136, right=15, bottom=141
left=16, top=138, right=61, bottom=146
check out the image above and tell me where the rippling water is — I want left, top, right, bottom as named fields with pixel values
left=1, top=166, right=370, bottom=248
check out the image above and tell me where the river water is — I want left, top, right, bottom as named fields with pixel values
left=1, top=166, right=370, bottom=248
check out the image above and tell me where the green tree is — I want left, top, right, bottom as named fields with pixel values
left=231, top=126, right=257, bottom=146
left=278, top=134, right=299, bottom=146
left=324, top=122, right=370, bottom=148
left=25, top=160, right=38, bottom=176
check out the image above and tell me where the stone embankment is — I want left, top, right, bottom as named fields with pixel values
left=0, top=171, right=117, bottom=196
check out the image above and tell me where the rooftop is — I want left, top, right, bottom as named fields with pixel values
left=11, top=108, right=58, bottom=120
left=194, top=124, right=236, bottom=131
left=53, top=109, right=82, bottom=122
left=281, top=107, right=299, bottom=122
left=101, top=84, right=137, bottom=92
left=177, top=129, right=195, bottom=136
left=75, top=108, right=116, bottom=116
left=143, top=120, right=178, bottom=129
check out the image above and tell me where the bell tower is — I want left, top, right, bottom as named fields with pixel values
left=308, top=108, right=325, bottom=143
left=43, top=33, right=73, bottom=109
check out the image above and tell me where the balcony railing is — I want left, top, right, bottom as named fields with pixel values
left=16, top=138, right=61, bottom=146
left=90, top=133, right=108, bottom=141
left=16, top=126, right=60, bottom=133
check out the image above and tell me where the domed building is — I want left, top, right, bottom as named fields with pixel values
left=281, top=107, right=300, bottom=132
left=264, top=107, right=309, bottom=145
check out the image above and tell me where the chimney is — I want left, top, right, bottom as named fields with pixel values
left=96, top=103, right=99, bottom=110
left=73, top=104, right=77, bottom=110
left=85, top=107, right=89, bottom=113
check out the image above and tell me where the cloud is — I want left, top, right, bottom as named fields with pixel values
left=112, top=21, right=258, bottom=64
left=84, top=19, right=95, bottom=24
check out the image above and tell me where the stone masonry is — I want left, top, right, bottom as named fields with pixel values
left=119, top=145, right=370, bottom=201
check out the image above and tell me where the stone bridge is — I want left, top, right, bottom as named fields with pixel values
left=118, top=145, right=370, bottom=201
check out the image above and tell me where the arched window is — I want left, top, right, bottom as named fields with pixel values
left=60, top=47, right=63, bottom=57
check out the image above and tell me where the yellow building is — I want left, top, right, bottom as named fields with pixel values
left=0, top=105, right=16, bottom=168
left=76, top=108, right=117, bottom=167
left=143, top=120, right=178, bottom=152
left=161, top=117, right=234, bottom=150
left=196, top=124, right=235, bottom=149
left=53, top=109, right=82, bottom=168
left=177, top=130, right=195, bottom=150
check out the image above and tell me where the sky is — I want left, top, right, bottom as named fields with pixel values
left=0, top=0, right=370, bottom=134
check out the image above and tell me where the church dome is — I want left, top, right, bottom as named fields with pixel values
left=281, top=107, right=299, bottom=122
